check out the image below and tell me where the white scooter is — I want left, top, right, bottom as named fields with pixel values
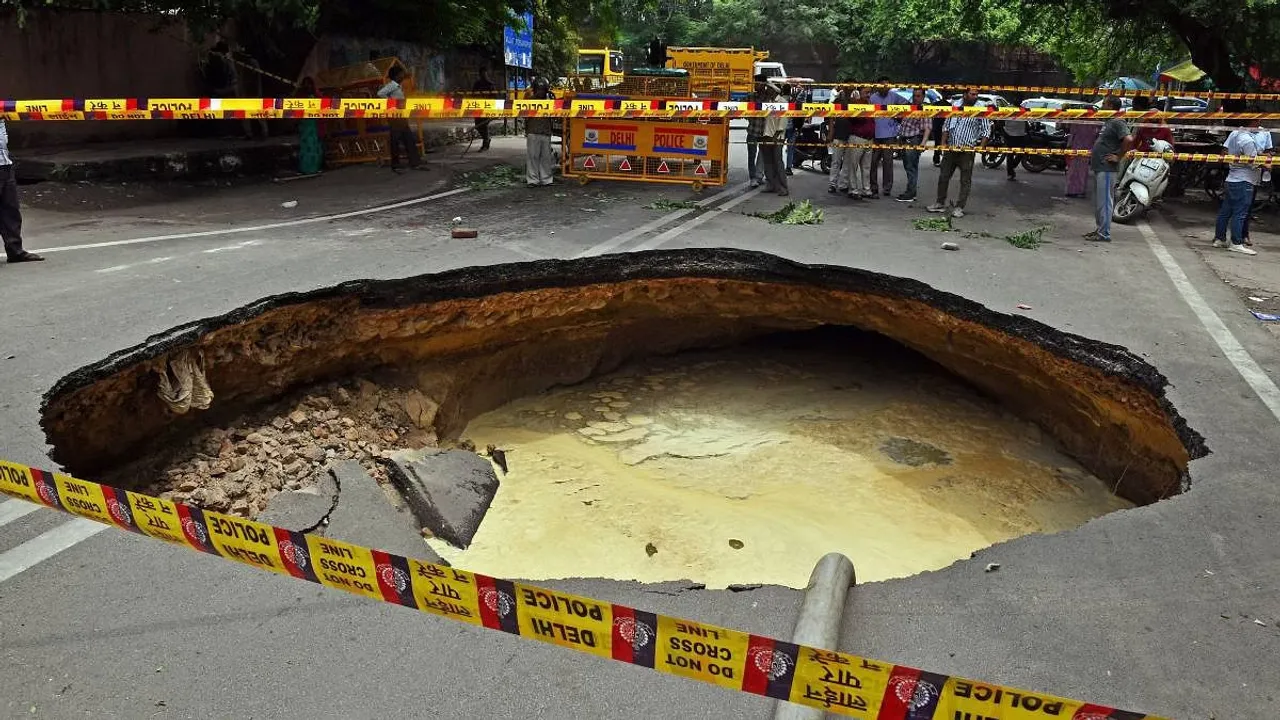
left=1113, top=138, right=1174, bottom=223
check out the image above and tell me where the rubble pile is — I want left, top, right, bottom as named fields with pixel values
left=105, top=378, right=442, bottom=518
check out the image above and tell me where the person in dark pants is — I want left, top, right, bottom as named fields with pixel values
left=473, top=69, right=496, bottom=151
left=377, top=66, right=425, bottom=171
left=0, top=120, right=45, bottom=264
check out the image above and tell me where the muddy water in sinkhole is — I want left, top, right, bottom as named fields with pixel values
left=428, top=330, right=1132, bottom=589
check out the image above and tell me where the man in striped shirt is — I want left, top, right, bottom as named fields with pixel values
left=927, top=89, right=991, bottom=218
left=0, top=120, right=46, bottom=265
left=896, top=88, right=930, bottom=202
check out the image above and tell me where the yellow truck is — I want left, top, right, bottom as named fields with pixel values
left=572, top=48, right=626, bottom=90
left=665, top=47, right=781, bottom=99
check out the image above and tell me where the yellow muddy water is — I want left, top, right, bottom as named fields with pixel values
left=429, top=337, right=1131, bottom=589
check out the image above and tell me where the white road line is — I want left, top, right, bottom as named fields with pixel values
left=0, top=518, right=108, bottom=584
left=574, top=182, right=749, bottom=258
left=34, top=187, right=472, bottom=254
left=0, top=499, right=41, bottom=528
left=632, top=187, right=765, bottom=251
left=1139, top=220, right=1280, bottom=422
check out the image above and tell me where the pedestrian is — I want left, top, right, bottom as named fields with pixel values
left=1002, top=117, right=1027, bottom=181
left=827, top=88, right=854, bottom=194
left=1084, top=96, right=1134, bottom=242
left=927, top=88, right=991, bottom=218
left=896, top=88, right=930, bottom=202
left=785, top=84, right=803, bottom=176
left=759, top=82, right=789, bottom=196
left=295, top=77, right=323, bottom=176
left=1065, top=117, right=1100, bottom=198
left=233, top=45, right=270, bottom=140
left=377, top=66, right=426, bottom=172
left=930, top=92, right=950, bottom=167
left=473, top=69, right=496, bottom=152
left=1242, top=114, right=1273, bottom=246
left=746, top=75, right=769, bottom=188
left=0, top=120, right=46, bottom=265
left=1212, top=120, right=1262, bottom=256
left=868, top=79, right=899, bottom=197
left=846, top=91, right=875, bottom=199
left=524, top=77, right=556, bottom=187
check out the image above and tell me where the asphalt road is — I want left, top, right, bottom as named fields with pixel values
left=2, top=134, right=1279, bottom=719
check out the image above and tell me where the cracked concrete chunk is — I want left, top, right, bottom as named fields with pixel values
left=384, top=449, right=499, bottom=549
left=324, top=460, right=446, bottom=564
left=257, top=466, right=340, bottom=530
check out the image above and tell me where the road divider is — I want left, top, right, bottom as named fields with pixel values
left=2, top=97, right=1279, bottom=122
left=0, top=458, right=1166, bottom=719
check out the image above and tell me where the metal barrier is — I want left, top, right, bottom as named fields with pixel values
left=561, top=116, right=729, bottom=191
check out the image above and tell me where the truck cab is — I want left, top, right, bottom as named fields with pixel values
left=753, top=61, right=787, bottom=80
left=575, top=48, right=625, bottom=88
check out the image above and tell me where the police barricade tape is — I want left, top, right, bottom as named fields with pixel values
left=810, top=83, right=1280, bottom=102
left=2, top=97, right=1280, bottom=122
left=0, top=458, right=1165, bottom=720
left=750, top=140, right=1269, bottom=166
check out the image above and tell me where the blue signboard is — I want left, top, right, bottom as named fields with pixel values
left=503, top=12, right=534, bottom=69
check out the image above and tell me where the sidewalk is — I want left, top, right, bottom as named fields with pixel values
left=15, top=121, right=505, bottom=183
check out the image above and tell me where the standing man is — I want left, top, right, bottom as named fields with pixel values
left=927, top=88, right=991, bottom=218
left=524, top=77, right=556, bottom=187
left=377, top=66, right=426, bottom=172
left=867, top=79, right=899, bottom=197
left=759, top=82, right=789, bottom=196
left=1242, top=115, right=1274, bottom=246
left=827, top=87, right=853, bottom=194
left=746, top=75, right=770, bottom=188
left=1084, top=96, right=1134, bottom=243
left=896, top=88, right=930, bottom=202
left=0, top=120, right=46, bottom=265
left=1002, top=117, right=1027, bottom=181
left=1213, top=120, right=1262, bottom=255
left=472, top=69, right=496, bottom=152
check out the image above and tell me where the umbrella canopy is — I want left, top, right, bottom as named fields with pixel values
left=1100, top=76, right=1155, bottom=90
left=1159, top=60, right=1206, bottom=83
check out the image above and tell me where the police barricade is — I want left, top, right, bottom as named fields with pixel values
left=561, top=99, right=729, bottom=191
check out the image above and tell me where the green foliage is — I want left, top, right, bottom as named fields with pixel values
left=914, top=217, right=954, bottom=232
left=752, top=200, right=824, bottom=225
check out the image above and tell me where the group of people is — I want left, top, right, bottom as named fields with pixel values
left=748, top=82, right=1273, bottom=253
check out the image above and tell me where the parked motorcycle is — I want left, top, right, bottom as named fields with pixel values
left=1017, top=123, right=1070, bottom=173
left=1113, top=138, right=1174, bottom=223
left=792, top=122, right=831, bottom=173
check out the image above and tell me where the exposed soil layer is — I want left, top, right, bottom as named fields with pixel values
left=42, top=249, right=1205, bottom=507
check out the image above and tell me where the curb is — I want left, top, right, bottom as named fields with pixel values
left=774, top=552, right=857, bottom=720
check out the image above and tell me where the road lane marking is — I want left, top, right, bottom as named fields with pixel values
left=1140, top=220, right=1280, bottom=422
left=632, top=187, right=764, bottom=251
left=0, top=499, right=40, bottom=529
left=0, top=518, right=108, bottom=584
left=575, top=182, right=749, bottom=258
left=34, top=188, right=472, bottom=254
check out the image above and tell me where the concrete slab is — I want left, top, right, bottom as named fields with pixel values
left=323, top=460, right=445, bottom=565
left=257, top=469, right=339, bottom=531
left=384, top=448, right=500, bottom=549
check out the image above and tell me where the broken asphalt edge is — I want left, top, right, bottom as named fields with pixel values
left=40, top=247, right=1210, bottom=469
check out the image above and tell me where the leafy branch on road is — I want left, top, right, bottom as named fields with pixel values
left=964, top=225, right=1051, bottom=250
left=914, top=217, right=954, bottom=232
left=646, top=198, right=701, bottom=210
left=751, top=200, right=824, bottom=225
left=463, top=165, right=524, bottom=190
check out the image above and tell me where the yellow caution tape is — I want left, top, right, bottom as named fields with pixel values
left=2, top=97, right=1280, bottom=122
left=0, top=458, right=1166, bottom=719
left=813, top=82, right=1280, bottom=102
left=752, top=140, right=1272, bottom=166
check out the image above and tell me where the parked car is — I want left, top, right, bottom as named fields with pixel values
left=948, top=92, right=1011, bottom=108
left=1020, top=97, right=1095, bottom=132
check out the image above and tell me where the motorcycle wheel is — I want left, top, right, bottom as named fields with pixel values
left=820, top=156, right=831, bottom=174
left=1021, top=154, right=1051, bottom=173
left=1112, top=188, right=1146, bottom=224
left=982, top=152, right=1005, bottom=169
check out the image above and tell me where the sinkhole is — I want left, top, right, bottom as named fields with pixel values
left=40, top=249, right=1205, bottom=588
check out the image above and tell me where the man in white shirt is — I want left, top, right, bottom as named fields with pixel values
left=1213, top=122, right=1262, bottom=255
left=0, top=120, right=46, bottom=264
left=1242, top=123, right=1274, bottom=245
left=377, top=66, right=425, bottom=172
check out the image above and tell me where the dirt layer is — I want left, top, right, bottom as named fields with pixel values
left=41, top=248, right=1206, bottom=506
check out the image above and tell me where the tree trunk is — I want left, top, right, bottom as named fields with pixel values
left=1166, top=15, right=1242, bottom=90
